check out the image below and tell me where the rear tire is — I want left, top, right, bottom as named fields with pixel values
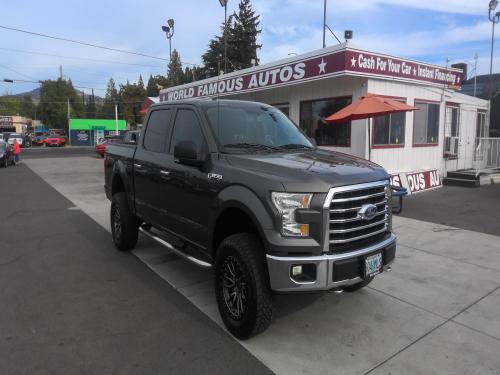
left=110, top=192, right=138, bottom=251
left=343, top=276, right=374, bottom=292
left=215, top=233, right=273, bottom=339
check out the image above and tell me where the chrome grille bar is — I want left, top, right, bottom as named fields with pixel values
left=330, top=216, right=388, bottom=234
left=323, top=180, right=390, bottom=252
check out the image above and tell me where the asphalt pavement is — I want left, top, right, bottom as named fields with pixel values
left=0, top=163, right=273, bottom=375
left=400, top=184, right=500, bottom=237
left=22, top=154, right=500, bottom=375
left=21, top=146, right=95, bottom=159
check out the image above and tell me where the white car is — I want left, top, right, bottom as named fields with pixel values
left=7, top=133, right=23, bottom=147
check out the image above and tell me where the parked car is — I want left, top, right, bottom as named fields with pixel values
left=0, top=141, right=14, bottom=167
left=7, top=133, right=23, bottom=147
left=33, top=135, right=47, bottom=146
left=104, top=100, right=396, bottom=339
left=45, top=135, right=66, bottom=147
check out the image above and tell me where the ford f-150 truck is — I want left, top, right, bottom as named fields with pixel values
left=104, top=99, right=396, bottom=339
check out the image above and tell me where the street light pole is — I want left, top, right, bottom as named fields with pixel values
left=323, top=0, right=327, bottom=48
left=161, top=19, right=175, bottom=63
left=219, top=0, right=228, bottom=74
left=488, top=1, right=500, bottom=101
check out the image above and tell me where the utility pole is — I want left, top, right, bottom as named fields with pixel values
left=67, top=97, right=71, bottom=146
left=474, top=53, right=478, bottom=97
left=218, top=0, right=228, bottom=74
left=323, top=0, right=327, bottom=48
left=59, top=65, right=64, bottom=80
left=115, top=103, right=119, bottom=135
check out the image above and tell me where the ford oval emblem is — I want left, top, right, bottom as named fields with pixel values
left=358, top=204, right=378, bottom=220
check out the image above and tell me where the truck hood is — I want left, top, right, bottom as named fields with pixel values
left=225, top=149, right=389, bottom=192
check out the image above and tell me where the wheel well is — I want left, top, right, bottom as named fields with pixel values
left=213, top=207, right=259, bottom=255
left=112, top=174, right=125, bottom=196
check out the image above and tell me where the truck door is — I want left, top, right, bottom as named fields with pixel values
left=133, top=108, right=173, bottom=225
left=161, top=107, right=213, bottom=249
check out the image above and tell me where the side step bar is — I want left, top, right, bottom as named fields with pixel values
left=139, top=226, right=212, bottom=268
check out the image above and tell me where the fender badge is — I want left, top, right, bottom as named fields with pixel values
left=208, top=173, right=223, bottom=181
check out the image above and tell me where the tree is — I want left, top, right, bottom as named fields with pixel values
left=38, top=78, right=84, bottom=131
left=232, top=0, right=262, bottom=68
left=84, top=89, right=97, bottom=119
left=201, top=0, right=261, bottom=77
left=102, top=78, right=119, bottom=119
left=119, top=80, right=147, bottom=128
left=202, top=14, right=234, bottom=77
left=166, top=49, right=185, bottom=87
left=146, top=75, right=158, bottom=96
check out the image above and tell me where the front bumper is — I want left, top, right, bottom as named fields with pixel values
left=266, top=233, right=396, bottom=292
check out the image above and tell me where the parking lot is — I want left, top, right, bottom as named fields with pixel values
left=2, top=152, right=500, bottom=374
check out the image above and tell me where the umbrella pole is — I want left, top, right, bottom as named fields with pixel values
left=368, top=117, right=371, bottom=161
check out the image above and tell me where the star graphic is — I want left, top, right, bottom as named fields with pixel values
left=318, top=58, right=327, bottom=74
left=351, top=56, right=357, bottom=67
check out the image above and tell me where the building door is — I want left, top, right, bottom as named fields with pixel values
left=444, top=104, right=471, bottom=170
left=474, top=111, right=488, bottom=168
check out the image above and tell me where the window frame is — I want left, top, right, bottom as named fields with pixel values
left=141, top=107, right=174, bottom=153
left=443, top=102, right=461, bottom=158
left=299, top=95, right=352, bottom=147
left=412, top=99, right=441, bottom=148
left=371, top=96, right=407, bottom=149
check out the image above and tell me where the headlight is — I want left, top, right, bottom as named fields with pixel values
left=271, top=192, right=313, bottom=237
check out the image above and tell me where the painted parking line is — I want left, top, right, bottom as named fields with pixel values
left=25, top=156, right=500, bottom=375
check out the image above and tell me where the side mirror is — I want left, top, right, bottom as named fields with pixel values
left=174, top=141, right=204, bottom=167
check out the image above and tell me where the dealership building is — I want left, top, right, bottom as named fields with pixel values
left=160, top=43, right=489, bottom=193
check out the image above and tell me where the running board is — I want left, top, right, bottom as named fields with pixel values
left=139, top=226, right=212, bottom=268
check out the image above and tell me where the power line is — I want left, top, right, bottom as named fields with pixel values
left=0, top=25, right=200, bottom=66
left=0, top=47, right=167, bottom=69
left=2, top=77, right=106, bottom=91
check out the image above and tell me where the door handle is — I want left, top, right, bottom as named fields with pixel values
left=160, top=170, right=171, bottom=177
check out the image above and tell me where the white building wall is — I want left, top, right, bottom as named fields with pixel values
left=367, top=79, right=488, bottom=175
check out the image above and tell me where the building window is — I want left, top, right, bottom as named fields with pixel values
left=272, top=103, right=289, bottom=116
left=444, top=105, right=460, bottom=157
left=300, top=97, right=351, bottom=146
left=414, top=101, right=440, bottom=146
left=373, top=103, right=406, bottom=147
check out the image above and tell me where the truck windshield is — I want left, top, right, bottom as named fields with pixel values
left=204, top=103, right=314, bottom=153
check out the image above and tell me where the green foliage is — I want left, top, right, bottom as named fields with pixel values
left=0, top=96, right=22, bottom=116
left=119, top=78, right=147, bottom=127
left=202, top=0, right=261, bottom=76
left=101, top=78, right=119, bottom=119
left=38, top=78, right=84, bottom=131
left=166, top=50, right=185, bottom=87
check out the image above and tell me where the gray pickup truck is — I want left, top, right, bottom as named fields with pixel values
left=104, top=99, right=396, bottom=339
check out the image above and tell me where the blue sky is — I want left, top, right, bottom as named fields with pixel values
left=0, top=0, right=497, bottom=96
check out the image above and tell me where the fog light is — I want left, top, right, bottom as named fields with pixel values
left=292, top=265, right=302, bottom=277
left=290, top=264, right=317, bottom=283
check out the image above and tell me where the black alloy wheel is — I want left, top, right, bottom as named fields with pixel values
left=221, top=255, right=248, bottom=320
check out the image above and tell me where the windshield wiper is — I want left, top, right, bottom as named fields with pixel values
left=278, top=143, right=315, bottom=150
left=223, top=143, right=282, bottom=152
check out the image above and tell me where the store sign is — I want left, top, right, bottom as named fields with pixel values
left=345, top=50, right=463, bottom=87
left=76, top=131, right=89, bottom=142
left=160, top=48, right=464, bottom=101
left=406, top=170, right=442, bottom=193
left=0, top=116, right=13, bottom=128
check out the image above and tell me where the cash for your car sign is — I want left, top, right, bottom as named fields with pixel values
left=160, top=45, right=464, bottom=101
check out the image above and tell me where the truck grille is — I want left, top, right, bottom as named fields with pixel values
left=327, top=181, right=389, bottom=253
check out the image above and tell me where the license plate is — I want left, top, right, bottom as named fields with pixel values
left=365, top=253, right=383, bottom=278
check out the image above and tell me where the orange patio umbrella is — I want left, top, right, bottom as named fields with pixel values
left=325, top=93, right=418, bottom=160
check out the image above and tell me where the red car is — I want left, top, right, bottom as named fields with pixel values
left=95, top=141, right=107, bottom=158
left=45, top=135, right=66, bottom=147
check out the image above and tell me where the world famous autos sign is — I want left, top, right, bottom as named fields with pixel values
left=160, top=46, right=464, bottom=101
left=391, top=169, right=442, bottom=194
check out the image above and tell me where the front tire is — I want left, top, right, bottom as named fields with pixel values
left=215, top=233, right=273, bottom=339
left=110, top=192, right=138, bottom=251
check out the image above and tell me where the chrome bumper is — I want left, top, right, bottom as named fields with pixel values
left=266, top=233, right=396, bottom=292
